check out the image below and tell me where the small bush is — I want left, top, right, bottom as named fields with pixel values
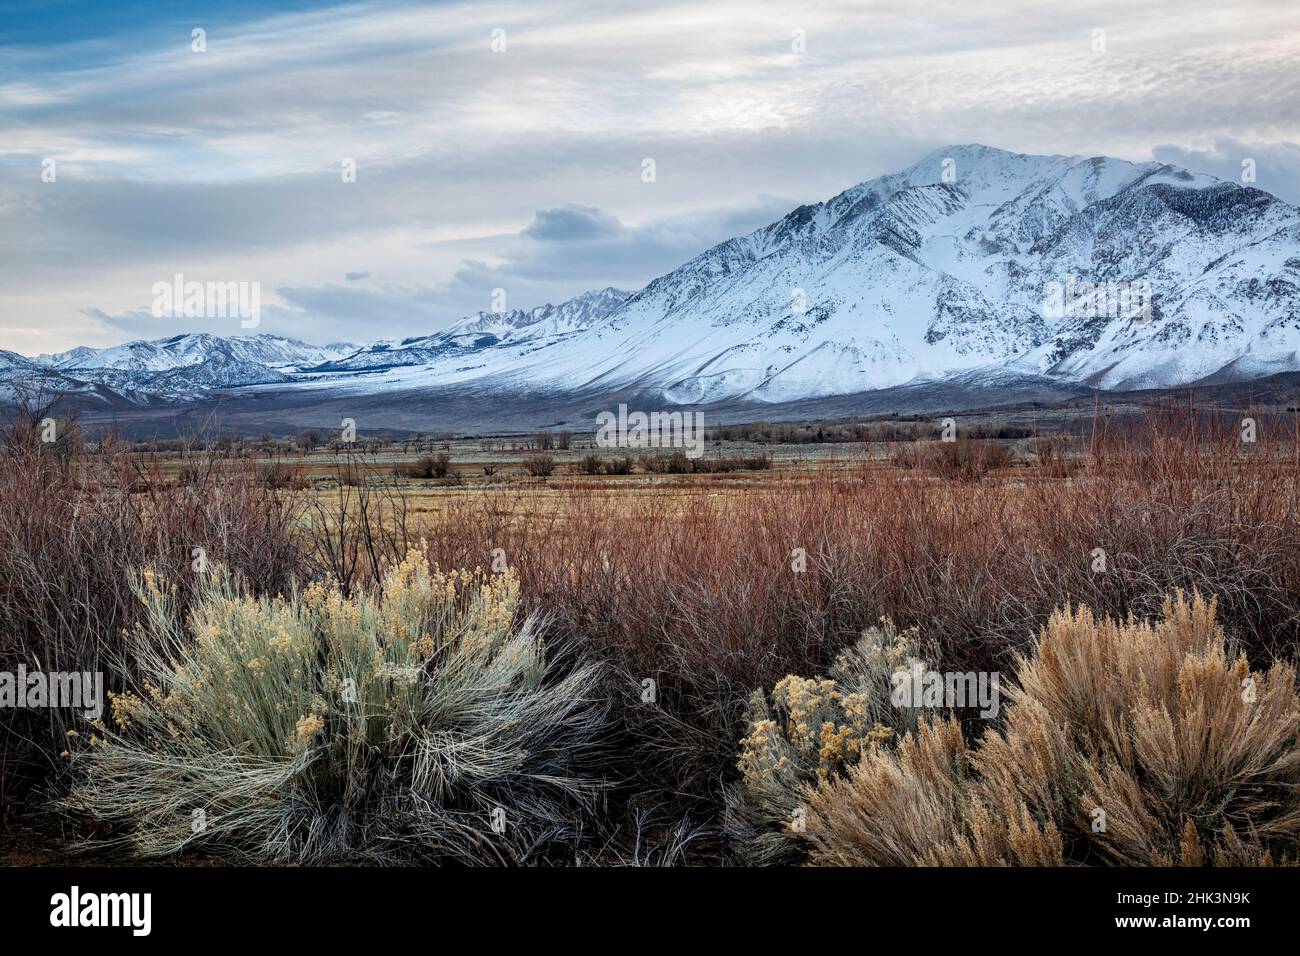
left=691, top=457, right=735, bottom=474
left=523, top=454, right=556, bottom=477
left=725, top=619, right=931, bottom=865
left=406, top=453, right=451, bottom=479
left=640, top=452, right=691, bottom=474
left=0, top=418, right=305, bottom=801
left=603, top=456, right=634, bottom=475
left=925, top=439, right=1008, bottom=482
left=579, top=453, right=603, bottom=475
left=803, top=593, right=1300, bottom=866
left=1031, top=433, right=1079, bottom=477
left=261, top=461, right=302, bottom=489
left=337, top=463, right=365, bottom=486
left=66, top=553, right=609, bottom=863
left=890, top=441, right=921, bottom=469
left=175, top=461, right=206, bottom=486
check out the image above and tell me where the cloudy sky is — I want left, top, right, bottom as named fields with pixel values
left=1, top=0, right=1298, bottom=355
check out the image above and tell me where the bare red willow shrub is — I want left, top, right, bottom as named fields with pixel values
left=925, top=438, right=1009, bottom=482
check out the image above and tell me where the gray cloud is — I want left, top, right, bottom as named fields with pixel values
left=469, top=196, right=796, bottom=283
left=1152, top=139, right=1300, bottom=206
left=522, top=204, right=623, bottom=242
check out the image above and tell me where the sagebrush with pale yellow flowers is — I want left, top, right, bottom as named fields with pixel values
left=724, top=619, right=933, bottom=865
left=65, top=550, right=609, bottom=863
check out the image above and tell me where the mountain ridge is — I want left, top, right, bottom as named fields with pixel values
left=11, top=144, right=1300, bottom=410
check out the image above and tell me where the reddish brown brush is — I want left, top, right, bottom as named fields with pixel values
left=416, top=403, right=1300, bottom=808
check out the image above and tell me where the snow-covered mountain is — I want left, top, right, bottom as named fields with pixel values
left=39, top=333, right=356, bottom=375
left=13, top=145, right=1300, bottom=409
left=314, top=288, right=630, bottom=372
left=475, top=143, right=1298, bottom=401
left=0, top=348, right=119, bottom=406
left=0, top=349, right=40, bottom=376
left=282, top=144, right=1300, bottom=402
left=27, top=333, right=358, bottom=398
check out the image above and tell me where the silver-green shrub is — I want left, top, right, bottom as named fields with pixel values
left=67, top=552, right=609, bottom=863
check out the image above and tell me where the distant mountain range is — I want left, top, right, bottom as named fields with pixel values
left=9, top=144, right=1300, bottom=414
left=36, top=333, right=357, bottom=375
left=2, top=334, right=358, bottom=406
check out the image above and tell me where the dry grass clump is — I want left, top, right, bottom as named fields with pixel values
left=805, top=715, right=1066, bottom=866
left=1030, top=432, right=1078, bottom=477
left=65, top=551, right=609, bottom=864
left=259, top=460, right=305, bottom=489
left=725, top=619, right=931, bottom=865
left=803, top=593, right=1300, bottom=866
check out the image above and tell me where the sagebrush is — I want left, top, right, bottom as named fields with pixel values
left=725, top=619, right=932, bottom=865
left=803, top=593, right=1300, bottom=866
left=66, top=551, right=609, bottom=863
